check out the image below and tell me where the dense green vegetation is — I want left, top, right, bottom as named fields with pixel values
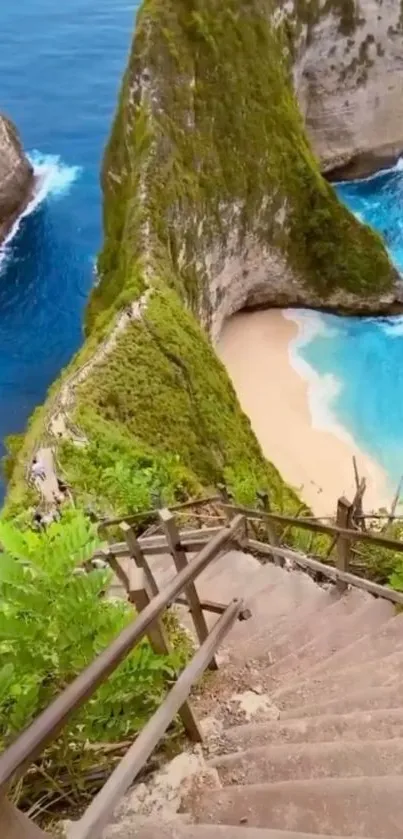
left=58, top=289, right=301, bottom=517
left=0, top=510, right=190, bottom=809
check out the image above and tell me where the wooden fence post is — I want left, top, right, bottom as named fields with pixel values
left=120, top=521, right=159, bottom=598
left=128, top=568, right=202, bottom=743
left=217, top=483, right=236, bottom=523
left=336, top=496, right=353, bottom=591
left=0, top=794, right=50, bottom=838
left=102, top=548, right=130, bottom=594
left=159, top=508, right=218, bottom=670
left=256, top=490, right=283, bottom=566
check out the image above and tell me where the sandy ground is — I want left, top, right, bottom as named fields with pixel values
left=217, top=309, right=391, bottom=517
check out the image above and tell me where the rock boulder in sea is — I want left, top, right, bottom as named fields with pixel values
left=0, top=114, right=34, bottom=245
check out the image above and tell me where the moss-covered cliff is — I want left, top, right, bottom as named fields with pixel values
left=89, top=0, right=399, bottom=337
left=4, top=0, right=400, bottom=516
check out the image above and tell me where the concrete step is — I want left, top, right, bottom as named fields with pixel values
left=227, top=574, right=329, bottom=664
left=157, top=550, right=263, bottom=597
left=273, top=647, right=403, bottom=711
left=281, top=685, right=403, bottom=719
left=264, top=587, right=366, bottom=663
left=125, top=825, right=375, bottom=839
left=300, top=611, right=403, bottom=678
left=225, top=586, right=329, bottom=657
left=261, top=595, right=393, bottom=689
left=227, top=589, right=337, bottom=669
left=235, top=587, right=368, bottom=668
left=209, top=738, right=403, bottom=784
left=152, top=551, right=265, bottom=633
left=226, top=564, right=315, bottom=640
left=220, top=708, right=403, bottom=750
left=192, top=776, right=403, bottom=836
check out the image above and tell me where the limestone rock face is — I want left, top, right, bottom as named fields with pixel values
left=91, top=0, right=401, bottom=344
left=294, top=0, right=403, bottom=172
left=0, top=115, right=34, bottom=244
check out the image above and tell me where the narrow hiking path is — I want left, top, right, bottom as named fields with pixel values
left=29, top=294, right=150, bottom=508
left=33, top=447, right=60, bottom=505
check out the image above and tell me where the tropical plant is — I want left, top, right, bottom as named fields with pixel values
left=0, top=510, right=190, bottom=808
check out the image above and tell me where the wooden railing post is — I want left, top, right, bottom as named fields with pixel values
left=102, top=548, right=130, bottom=594
left=120, top=521, right=159, bottom=597
left=256, top=490, right=283, bottom=566
left=159, top=508, right=218, bottom=670
left=217, top=483, right=236, bottom=522
left=336, top=496, right=353, bottom=591
left=0, top=794, right=50, bottom=838
left=128, top=568, right=202, bottom=743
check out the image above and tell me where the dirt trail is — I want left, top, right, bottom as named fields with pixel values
left=30, top=293, right=151, bottom=507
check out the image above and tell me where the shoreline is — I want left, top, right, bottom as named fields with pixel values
left=217, top=309, right=391, bottom=517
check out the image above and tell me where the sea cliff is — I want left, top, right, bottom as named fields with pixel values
left=5, top=0, right=401, bottom=515
left=0, top=114, right=33, bottom=245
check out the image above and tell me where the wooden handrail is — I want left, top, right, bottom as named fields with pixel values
left=98, top=496, right=221, bottom=531
left=247, top=538, right=403, bottom=605
left=224, top=503, right=403, bottom=554
left=68, top=600, right=242, bottom=839
left=0, top=515, right=244, bottom=789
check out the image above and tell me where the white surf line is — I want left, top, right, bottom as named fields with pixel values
left=0, top=152, right=81, bottom=274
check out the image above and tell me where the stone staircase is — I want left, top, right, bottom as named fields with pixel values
left=106, top=548, right=403, bottom=839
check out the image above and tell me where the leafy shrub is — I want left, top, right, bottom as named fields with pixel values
left=0, top=510, right=190, bottom=774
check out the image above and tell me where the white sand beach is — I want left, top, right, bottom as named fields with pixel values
left=217, top=309, right=391, bottom=517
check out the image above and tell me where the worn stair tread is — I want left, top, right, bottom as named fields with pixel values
left=226, top=574, right=329, bottom=663
left=154, top=550, right=262, bottom=595
left=126, top=825, right=376, bottom=839
left=261, top=595, right=393, bottom=688
left=192, top=776, right=403, bottom=836
left=235, top=587, right=341, bottom=664
left=209, top=738, right=403, bottom=784
left=299, top=611, right=403, bottom=678
left=230, top=585, right=367, bottom=665
left=273, top=646, right=403, bottom=710
left=281, top=684, right=403, bottom=719
left=220, top=708, right=403, bottom=749
left=227, top=584, right=335, bottom=651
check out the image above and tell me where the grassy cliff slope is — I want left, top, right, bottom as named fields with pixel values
left=5, top=0, right=398, bottom=517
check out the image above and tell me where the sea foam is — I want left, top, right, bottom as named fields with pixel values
left=0, top=151, right=82, bottom=274
left=337, top=156, right=403, bottom=186
left=283, top=309, right=354, bottom=445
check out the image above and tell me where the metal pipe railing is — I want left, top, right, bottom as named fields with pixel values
left=0, top=514, right=244, bottom=789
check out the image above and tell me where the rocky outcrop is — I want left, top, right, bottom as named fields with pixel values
left=293, top=0, right=403, bottom=174
left=0, top=114, right=34, bottom=244
left=89, top=0, right=400, bottom=341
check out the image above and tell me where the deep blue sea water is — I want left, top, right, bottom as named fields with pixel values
left=288, top=161, right=403, bottom=490
left=0, top=0, right=138, bottom=501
